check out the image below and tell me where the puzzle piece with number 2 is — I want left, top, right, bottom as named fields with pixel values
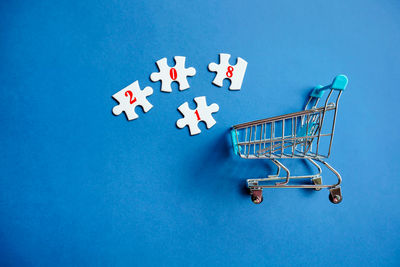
left=176, top=96, right=220, bottom=135
left=208, top=53, right=248, bottom=90
left=112, top=81, right=153, bottom=121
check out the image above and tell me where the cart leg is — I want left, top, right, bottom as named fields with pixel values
left=318, top=160, right=342, bottom=188
left=307, top=158, right=322, bottom=176
left=268, top=160, right=281, bottom=178
left=315, top=160, right=343, bottom=203
left=273, top=159, right=291, bottom=186
left=329, top=186, right=342, bottom=204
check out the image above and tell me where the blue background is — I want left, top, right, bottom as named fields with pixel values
left=1, top=0, right=399, bottom=266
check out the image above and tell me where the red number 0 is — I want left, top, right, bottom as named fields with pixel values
left=226, top=66, right=234, bottom=78
left=170, top=68, right=177, bottom=80
left=125, top=90, right=137, bottom=104
left=195, top=110, right=200, bottom=121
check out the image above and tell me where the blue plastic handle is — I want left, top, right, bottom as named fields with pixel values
left=230, top=129, right=240, bottom=155
left=310, top=85, right=325, bottom=98
left=310, top=75, right=348, bottom=98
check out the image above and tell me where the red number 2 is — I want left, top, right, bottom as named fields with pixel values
left=170, top=68, right=177, bottom=80
left=226, top=66, right=234, bottom=78
left=125, top=90, right=137, bottom=104
left=194, top=110, right=200, bottom=120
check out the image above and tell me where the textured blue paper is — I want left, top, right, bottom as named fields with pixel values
left=1, top=0, right=399, bottom=266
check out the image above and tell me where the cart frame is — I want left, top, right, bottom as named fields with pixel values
left=231, top=75, right=348, bottom=204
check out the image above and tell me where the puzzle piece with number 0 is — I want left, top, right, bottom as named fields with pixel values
left=176, top=96, right=219, bottom=135
left=208, top=53, right=247, bottom=90
left=112, top=81, right=153, bottom=121
left=150, top=56, right=196, bottom=92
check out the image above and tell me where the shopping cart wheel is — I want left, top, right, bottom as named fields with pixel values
left=328, top=187, right=342, bottom=204
left=312, top=177, right=322, bottom=191
left=329, top=194, right=342, bottom=204
left=250, top=190, right=263, bottom=204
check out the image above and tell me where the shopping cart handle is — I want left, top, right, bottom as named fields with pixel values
left=230, top=129, right=241, bottom=155
left=310, top=75, right=348, bottom=98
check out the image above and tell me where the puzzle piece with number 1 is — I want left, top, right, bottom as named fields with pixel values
left=208, top=53, right=247, bottom=90
left=176, top=96, right=219, bottom=135
left=112, top=81, right=153, bottom=121
left=150, top=56, right=196, bottom=92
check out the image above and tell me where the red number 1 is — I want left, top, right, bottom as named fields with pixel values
left=195, top=110, right=200, bottom=120
left=125, top=90, right=137, bottom=104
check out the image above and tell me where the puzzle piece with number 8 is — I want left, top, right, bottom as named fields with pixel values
left=176, top=96, right=220, bottom=135
left=150, top=56, right=196, bottom=93
left=208, top=53, right=248, bottom=90
left=112, top=81, right=153, bottom=121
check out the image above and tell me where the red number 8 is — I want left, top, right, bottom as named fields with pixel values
left=226, top=66, right=234, bottom=78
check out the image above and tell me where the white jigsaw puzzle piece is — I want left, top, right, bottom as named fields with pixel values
left=150, top=56, right=196, bottom=93
left=176, top=102, right=201, bottom=135
left=112, top=81, right=153, bottom=121
left=208, top=53, right=247, bottom=90
left=176, top=96, right=219, bottom=135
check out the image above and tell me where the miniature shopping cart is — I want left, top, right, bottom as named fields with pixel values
left=231, top=75, right=348, bottom=204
